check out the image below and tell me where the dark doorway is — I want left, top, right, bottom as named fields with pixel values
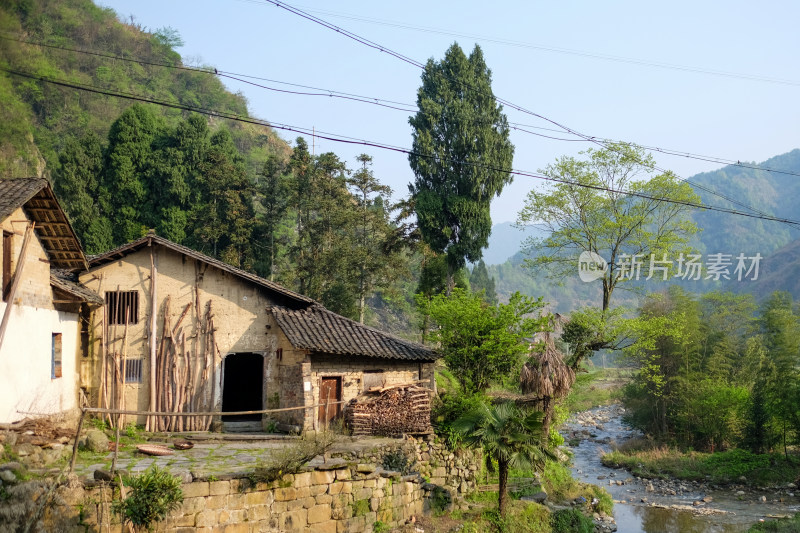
left=318, top=377, right=342, bottom=426
left=222, top=353, right=263, bottom=422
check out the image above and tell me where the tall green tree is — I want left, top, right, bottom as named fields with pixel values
left=455, top=402, right=551, bottom=516
left=409, top=43, right=514, bottom=292
left=255, top=154, right=291, bottom=281
left=347, top=154, right=407, bottom=323
left=103, top=104, right=164, bottom=243
left=419, top=288, right=546, bottom=394
left=53, top=132, right=112, bottom=253
left=517, top=143, right=700, bottom=313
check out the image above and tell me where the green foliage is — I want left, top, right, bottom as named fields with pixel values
left=601, top=447, right=800, bottom=486
left=419, top=289, right=547, bottom=394
left=381, top=449, right=415, bottom=475
left=351, top=499, right=370, bottom=517
left=409, top=43, right=514, bottom=288
left=470, top=260, right=498, bottom=305
left=550, top=508, right=594, bottom=533
left=373, top=521, right=391, bottom=533
left=113, top=465, right=183, bottom=532
left=431, top=388, right=486, bottom=448
left=748, top=513, right=800, bottom=532
left=454, top=401, right=552, bottom=516
left=517, top=142, right=700, bottom=312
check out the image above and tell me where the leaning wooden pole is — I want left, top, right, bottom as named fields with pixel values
left=0, top=223, right=34, bottom=352
left=147, top=246, right=158, bottom=431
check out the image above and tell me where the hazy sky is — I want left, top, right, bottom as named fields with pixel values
left=97, top=0, right=800, bottom=224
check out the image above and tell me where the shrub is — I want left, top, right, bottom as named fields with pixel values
left=431, top=389, right=486, bottom=448
left=113, top=465, right=183, bottom=532
left=550, top=508, right=593, bottom=533
left=382, top=448, right=415, bottom=475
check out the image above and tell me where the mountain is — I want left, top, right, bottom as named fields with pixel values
left=0, top=0, right=289, bottom=179
left=481, top=221, right=546, bottom=265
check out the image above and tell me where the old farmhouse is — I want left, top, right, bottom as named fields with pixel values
left=0, top=178, right=101, bottom=423
left=78, top=233, right=437, bottom=432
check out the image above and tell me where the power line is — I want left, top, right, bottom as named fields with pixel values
left=5, top=32, right=799, bottom=180
left=239, top=0, right=800, bottom=88
left=256, top=1, right=795, bottom=221
left=0, top=34, right=792, bottom=222
left=5, top=65, right=800, bottom=230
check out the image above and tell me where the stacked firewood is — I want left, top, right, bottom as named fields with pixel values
left=345, top=383, right=432, bottom=437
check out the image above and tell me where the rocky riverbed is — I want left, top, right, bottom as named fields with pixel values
left=563, top=404, right=800, bottom=533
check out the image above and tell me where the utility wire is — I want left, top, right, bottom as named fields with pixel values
left=240, top=0, right=800, bottom=88
left=1, top=33, right=791, bottom=221
left=4, top=32, right=798, bottom=179
left=5, top=64, right=800, bottom=230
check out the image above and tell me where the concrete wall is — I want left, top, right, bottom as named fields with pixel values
left=0, top=208, right=80, bottom=423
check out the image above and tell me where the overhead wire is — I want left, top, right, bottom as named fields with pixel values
left=237, top=0, right=800, bottom=88
left=4, top=64, right=800, bottom=230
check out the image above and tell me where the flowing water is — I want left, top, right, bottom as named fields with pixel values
left=563, top=405, right=800, bottom=532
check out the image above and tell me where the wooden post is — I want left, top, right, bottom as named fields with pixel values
left=69, top=408, right=87, bottom=474
left=147, top=246, right=158, bottom=431
left=0, top=223, right=34, bottom=352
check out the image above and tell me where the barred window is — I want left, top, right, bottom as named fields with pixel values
left=106, top=291, right=139, bottom=325
left=124, top=359, right=143, bottom=383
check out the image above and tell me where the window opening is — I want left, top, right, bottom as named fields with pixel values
left=124, top=359, right=143, bottom=383
left=106, top=291, right=139, bottom=325
left=51, top=333, right=62, bottom=379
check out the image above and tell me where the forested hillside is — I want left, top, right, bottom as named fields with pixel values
left=0, top=0, right=420, bottom=333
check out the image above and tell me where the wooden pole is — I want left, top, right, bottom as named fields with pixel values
left=147, top=246, right=158, bottom=432
left=0, top=223, right=34, bottom=352
left=68, top=408, right=87, bottom=474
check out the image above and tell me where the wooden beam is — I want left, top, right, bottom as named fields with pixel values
left=0, top=223, right=34, bottom=352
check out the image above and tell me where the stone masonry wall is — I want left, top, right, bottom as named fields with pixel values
left=47, top=437, right=479, bottom=533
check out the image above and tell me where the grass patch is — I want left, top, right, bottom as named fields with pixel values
left=561, top=368, right=627, bottom=414
left=542, top=461, right=613, bottom=515
left=748, top=513, right=800, bottom=532
left=602, top=447, right=800, bottom=486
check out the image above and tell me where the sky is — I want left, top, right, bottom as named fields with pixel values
left=97, top=0, right=800, bottom=224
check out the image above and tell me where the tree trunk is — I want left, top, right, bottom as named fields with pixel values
left=542, top=396, right=552, bottom=442
left=498, top=458, right=509, bottom=517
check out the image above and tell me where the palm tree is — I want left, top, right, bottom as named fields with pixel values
left=520, top=333, right=575, bottom=439
left=454, top=401, right=552, bottom=516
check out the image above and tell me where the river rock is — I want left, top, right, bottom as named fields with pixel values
left=760, top=496, right=767, bottom=503
left=522, top=491, right=548, bottom=504
left=0, top=470, right=16, bottom=484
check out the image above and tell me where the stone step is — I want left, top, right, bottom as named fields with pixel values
left=223, top=421, right=262, bottom=433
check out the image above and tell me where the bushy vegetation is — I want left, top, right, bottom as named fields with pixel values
left=602, top=446, right=800, bottom=486
left=113, top=466, right=183, bottom=532
left=622, top=288, right=800, bottom=454
left=550, top=508, right=594, bottom=533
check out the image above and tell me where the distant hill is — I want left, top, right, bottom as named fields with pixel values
left=487, top=149, right=800, bottom=311
left=481, top=222, right=546, bottom=265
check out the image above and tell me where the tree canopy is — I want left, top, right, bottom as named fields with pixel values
left=517, top=143, right=700, bottom=312
left=419, top=289, right=546, bottom=394
left=409, top=43, right=514, bottom=291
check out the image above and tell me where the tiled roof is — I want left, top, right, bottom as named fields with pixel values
left=50, top=270, right=103, bottom=305
left=271, top=304, right=438, bottom=361
left=0, top=178, right=88, bottom=270
left=88, top=233, right=315, bottom=306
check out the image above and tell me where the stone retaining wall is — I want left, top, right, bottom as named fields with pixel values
left=19, top=436, right=483, bottom=532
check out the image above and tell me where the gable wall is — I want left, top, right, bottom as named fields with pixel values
left=79, top=244, right=310, bottom=427
left=0, top=208, right=80, bottom=423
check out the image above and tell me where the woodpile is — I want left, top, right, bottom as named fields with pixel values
left=345, top=383, right=432, bottom=437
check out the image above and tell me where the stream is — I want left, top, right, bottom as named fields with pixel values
left=563, top=405, right=800, bottom=532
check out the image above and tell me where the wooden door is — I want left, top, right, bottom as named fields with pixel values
left=318, top=377, right=341, bottom=425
